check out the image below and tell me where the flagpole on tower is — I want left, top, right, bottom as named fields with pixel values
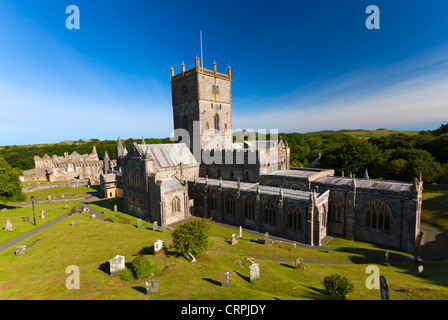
left=200, top=30, right=203, bottom=68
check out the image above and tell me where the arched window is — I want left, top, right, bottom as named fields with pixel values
left=365, top=199, right=391, bottom=232
left=265, top=201, right=276, bottom=225
left=225, top=194, right=235, bottom=215
left=198, top=188, right=205, bottom=207
left=172, top=196, right=181, bottom=213
left=244, top=198, right=254, bottom=219
left=329, top=198, right=343, bottom=222
left=265, top=180, right=278, bottom=187
left=182, top=115, right=188, bottom=130
left=210, top=191, right=219, bottom=211
left=291, top=184, right=300, bottom=191
left=134, top=170, right=141, bottom=189
left=288, top=206, right=301, bottom=231
left=214, top=114, right=220, bottom=132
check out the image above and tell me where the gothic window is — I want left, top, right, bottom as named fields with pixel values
left=329, top=198, right=343, bottom=222
left=210, top=191, right=219, bottom=211
left=288, top=206, right=301, bottom=231
left=214, top=114, right=220, bottom=132
left=291, top=184, right=300, bottom=191
left=365, top=199, right=391, bottom=232
left=265, top=201, right=276, bottom=225
left=134, top=170, right=141, bottom=189
left=225, top=194, right=235, bottom=215
left=216, top=86, right=219, bottom=101
left=136, top=194, right=143, bottom=206
left=182, top=115, right=188, bottom=131
left=181, top=86, right=188, bottom=103
left=198, top=188, right=205, bottom=207
left=265, top=180, right=278, bottom=187
left=244, top=197, right=254, bottom=219
left=172, top=196, right=181, bottom=213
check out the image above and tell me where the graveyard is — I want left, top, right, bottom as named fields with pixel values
left=0, top=190, right=448, bottom=300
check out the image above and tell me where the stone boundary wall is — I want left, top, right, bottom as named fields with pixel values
left=22, top=180, right=90, bottom=193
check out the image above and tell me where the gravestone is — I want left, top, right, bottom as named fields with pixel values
left=113, top=205, right=117, bottom=212
left=249, top=263, right=260, bottom=282
left=231, top=234, right=238, bottom=245
left=146, top=279, right=159, bottom=294
left=118, top=217, right=130, bottom=225
left=109, top=255, right=125, bottom=275
left=264, top=232, right=269, bottom=245
left=83, top=207, right=90, bottom=213
left=64, top=205, right=68, bottom=210
left=184, top=252, right=196, bottom=263
left=154, top=240, right=165, bottom=253
left=40, top=209, right=46, bottom=219
left=380, top=275, right=390, bottom=300
left=70, top=221, right=76, bottom=226
left=137, top=218, right=142, bottom=229
left=15, top=245, right=26, bottom=256
left=222, top=271, right=232, bottom=287
left=4, top=219, right=13, bottom=231
left=103, top=208, right=107, bottom=214
left=418, top=265, right=424, bottom=275
left=90, top=214, right=96, bottom=219
left=385, top=252, right=390, bottom=263
left=162, top=225, right=167, bottom=233
left=239, top=226, right=242, bottom=239
left=23, top=216, right=29, bottom=223
left=153, top=221, right=158, bottom=231
left=47, top=195, right=51, bottom=200
left=295, top=257, right=304, bottom=269
left=234, top=259, right=245, bottom=270
left=1, top=208, right=6, bottom=213
left=61, top=193, right=65, bottom=198
left=246, top=257, right=256, bottom=265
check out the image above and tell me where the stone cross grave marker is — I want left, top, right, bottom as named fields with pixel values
left=113, top=204, right=117, bottom=212
left=153, top=221, right=158, bottom=231
left=146, top=279, right=159, bottom=294
left=15, top=245, right=26, bottom=256
left=231, top=234, right=238, bottom=245
left=380, top=275, right=390, bottom=300
left=137, top=218, right=142, bottom=229
left=4, top=219, right=13, bottom=231
left=249, top=263, right=260, bottom=282
left=222, top=271, right=232, bottom=287
left=264, top=232, right=269, bottom=245
left=154, top=240, right=165, bottom=253
left=109, top=255, right=125, bottom=275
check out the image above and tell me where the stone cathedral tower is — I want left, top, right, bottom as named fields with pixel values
left=170, top=57, right=233, bottom=156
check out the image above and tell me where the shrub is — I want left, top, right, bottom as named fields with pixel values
left=131, top=256, right=155, bottom=279
left=171, top=218, right=211, bottom=256
left=322, top=274, right=355, bottom=299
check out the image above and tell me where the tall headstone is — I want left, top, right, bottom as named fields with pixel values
left=109, top=255, right=125, bottom=275
left=154, top=240, right=165, bottom=253
left=418, top=265, right=424, bottom=276
left=15, top=245, right=26, bottom=256
left=146, top=279, right=159, bottom=294
left=264, top=232, right=269, bottom=245
left=64, top=204, right=69, bottom=210
left=295, top=257, right=304, bottom=269
left=239, top=226, right=243, bottom=239
left=249, top=263, right=260, bottom=282
left=4, top=219, right=13, bottom=231
left=40, top=209, right=46, bottom=219
left=137, top=218, right=142, bottom=229
left=47, top=195, right=51, bottom=200
left=380, top=275, right=390, bottom=300
left=222, top=271, right=232, bottom=287
left=153, top=221, right=158, bottom=231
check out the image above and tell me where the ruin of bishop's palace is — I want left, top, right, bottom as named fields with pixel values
left=22, top=56, right=424, bottom=253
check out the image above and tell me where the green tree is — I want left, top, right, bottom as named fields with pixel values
left=0, top=157, right=26, bottom=204
left=171, top=219, right=211, bottom=256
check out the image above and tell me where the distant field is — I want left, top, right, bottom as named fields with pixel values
left=304, top=129, right=419, bottom=139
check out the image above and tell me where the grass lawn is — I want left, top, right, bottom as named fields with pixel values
left=21, top=186, right=98, bottom=202
left=0, top=208, right=447, bottom=300
left=0, top=201, right=82, bottom=245
left=421, top=190, right=448, bottom=235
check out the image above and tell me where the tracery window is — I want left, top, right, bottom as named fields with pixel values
left=198, top=187, right=205, bottom=207
left=265, top=201, right=276, bottom=225
left=172, top=196, right=181, bottom=213
left=288, top=205, right=301, bottom=231
left=244, top=197, right=254, bottom=219
left=225, top=194, right=235, bottom=215
left=365, top=199, right=391, bottom=232
left=329, top=198, right=343, bottom=222
left=210, top=191, right=219, bottom=211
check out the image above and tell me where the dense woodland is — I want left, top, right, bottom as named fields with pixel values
left=1, top=123, right=448, bottom=184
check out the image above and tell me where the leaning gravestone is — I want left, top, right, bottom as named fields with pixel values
left=154, top=240, right=165, bottom=253
left=239, top=226, right=243, bottom=239
left=380, top=275, right=390, bottom=300
left=146, top=279, right=159, bottom=294
left=249, top=263, right=260, bottom=282
left=15, top=245, right=26, bottom=256
left=4, top=219, right=13, bottom=231
left=184, top=252, right=196, bottom=263
left=222, top=271, right=232, bottom=287
left=109, top=255, right=125, bottom=275
left=153, top=221, right=158, bottom=231
left=137, top=218, right=142, bottom=229
left=231, top=234, right=238, bottom=245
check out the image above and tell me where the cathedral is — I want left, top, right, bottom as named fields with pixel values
left=100, top=57, right=423, bottom=253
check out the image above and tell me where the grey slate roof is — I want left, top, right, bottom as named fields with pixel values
left=316, top=177, right=413, bottom=192
left=160, top=177, right=184, bottom=191
left=137, top=143, right=198, bottom=169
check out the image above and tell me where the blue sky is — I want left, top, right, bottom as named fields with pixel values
left=1, top=0, right=448, bottom=146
